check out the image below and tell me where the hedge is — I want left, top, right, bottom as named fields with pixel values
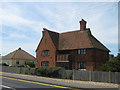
left=35, top=66, right=64, bottom=78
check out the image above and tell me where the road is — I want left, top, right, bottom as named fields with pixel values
left=1, top=72, right=119, bottom=90
left=1, top=76, right=79, bottom=90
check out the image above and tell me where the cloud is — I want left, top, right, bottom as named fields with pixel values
left=7, top=33, right=29, bottom=39
left=35, top=2, right=118, bottom=44
left=2, top=40, right=38, bottom=56
left=0, top=3, right=50, bottom=34
left=1, top=0, right=119, bottom=2
left=1, top=8, right=36, bottom=33
left=1, top=2, right=118, bottom=56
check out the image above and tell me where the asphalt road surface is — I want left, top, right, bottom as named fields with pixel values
left=1, top=73, right=118, bottom=90
left=1, top=76, right=78, bottom=90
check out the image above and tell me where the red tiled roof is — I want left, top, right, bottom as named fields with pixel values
left=59, top=29, right=92, bottom=50
left=2, top=48, right=36, bottom=60
left=36, top=19, right=110, bottom=52
left=59, top=29, right=109, bottom=51
left=47, top=30, right=59, bottom=49
left=44, top=29, right=109, bottom=51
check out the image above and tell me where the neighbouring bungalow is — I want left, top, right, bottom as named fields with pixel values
left=36, top=19, right=110, bottom=71
left=2, top=48, right=35, bottom=66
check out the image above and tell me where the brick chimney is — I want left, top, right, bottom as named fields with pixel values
left=79, top=19, right=87, bottom=30
left=18, top=47, right=21, bottom=50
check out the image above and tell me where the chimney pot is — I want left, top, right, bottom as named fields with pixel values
left=18, top=47, right=21, bottom=50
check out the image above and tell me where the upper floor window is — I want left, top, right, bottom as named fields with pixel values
left=78, top=49, right=86, bottom=54
left=42, top=50, right=50, bottom=57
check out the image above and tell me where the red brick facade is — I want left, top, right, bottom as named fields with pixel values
left=36, top=19, right=110, bottom=71
left=36, top=30, right=56, bottom=67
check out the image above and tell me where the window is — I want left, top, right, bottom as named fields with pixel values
left=42, top=50, right=50, bottom=57
left=78, top=49, right=86, bottom=54
left=77, top=61, right=86, bottom=69
left=16, top=61, right=19, bottom=65
left=56, top=62, right=69, bottom=69
left=41, top=61, right=49, bottom=66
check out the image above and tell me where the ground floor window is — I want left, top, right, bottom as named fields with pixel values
left=56, top=62, right=69, bottom=69
left=41, top=61, right=49, bottom=66
left=16, top=61, right=19, bottom=65
left=77, top=61, right=86, bottom=69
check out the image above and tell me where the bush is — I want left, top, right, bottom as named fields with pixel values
left=0, top=63, right=9, bottom=66
left=26, top=62, right=35, bottom=68
left=25, top=68, right=30, bottom=74
left=14, top=65, right=24, bottom=67
left=24, top=65, right=30, bottom=68
left=97, top=59, right=120, bottom=72
left=35, top=66, right=64, bottom=78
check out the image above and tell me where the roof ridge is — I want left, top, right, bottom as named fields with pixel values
left=60, top=30, right=80, bottom=34
left=44, top=28, right=59, bottom=34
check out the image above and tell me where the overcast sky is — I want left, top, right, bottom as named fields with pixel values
left=0, top=0, right=119, bottom=56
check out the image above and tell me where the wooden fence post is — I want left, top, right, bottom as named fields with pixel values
left=89, top=71, right=92, bottom=81
left=72, top=69, right=75, bottom=80
left=109, top=71, right=111, bottom=83
left=115, top=72, right=118, bottom=84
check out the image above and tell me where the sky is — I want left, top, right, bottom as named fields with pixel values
left=0, top=0, right=119, bottom=57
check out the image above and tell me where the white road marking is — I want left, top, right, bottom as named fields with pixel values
left=0, top=85, right=16, bottom=90
left=0, top=85, right=11, bottom=88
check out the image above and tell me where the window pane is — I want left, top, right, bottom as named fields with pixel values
left=77, top=61, right=86, bottom=69
left=83, top=49, right=86, bottom=54
left=56, top=62, right=69, bottom=69
left=78, top=49, right=86, bottom=54
left=78, top=50, right=81, bottom=54
left=16, top=61, right=19, bottom=65
left=43, top=50, right=50, bottom=57
left=41, top=61, right=49, bottom=66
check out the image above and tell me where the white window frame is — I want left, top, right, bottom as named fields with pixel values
left=78, top=49, right=86, bottom=54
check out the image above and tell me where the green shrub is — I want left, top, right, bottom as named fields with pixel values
left=96, top=59, right=120, bottom=72
left=35, top=66, right=64, bottom=78
left=25, top=68, right=30, bottom=74
left=25, top=62, right=35, bottom=68
left=30, top=68, right=36, bottom=75
left=24, top=65, right=30, bottom=68
left=0, top=63, right=9, bottom=66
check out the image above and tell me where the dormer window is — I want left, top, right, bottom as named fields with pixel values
left=42, top=50, right=50, bottom=57
left=78, top=49, right=86, bottom=54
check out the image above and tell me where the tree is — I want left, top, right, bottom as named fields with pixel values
left=98, top=55, right=120, bottom=72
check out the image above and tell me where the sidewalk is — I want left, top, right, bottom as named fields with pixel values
left=1, top=72, right=120, bottom=89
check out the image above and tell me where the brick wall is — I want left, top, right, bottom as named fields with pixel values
left=67, top=48, right=109, bottom=71
left=36, top=31, right=109, bottom=71
left=36, top=30, right=56, bottom=67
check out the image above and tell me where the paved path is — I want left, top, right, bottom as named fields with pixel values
left=1, top=72, right=120, bottom=90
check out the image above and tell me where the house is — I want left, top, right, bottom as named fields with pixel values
left=36, top=19, right=110, bottom=71
left=2, top=48, right=36, bottom=66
